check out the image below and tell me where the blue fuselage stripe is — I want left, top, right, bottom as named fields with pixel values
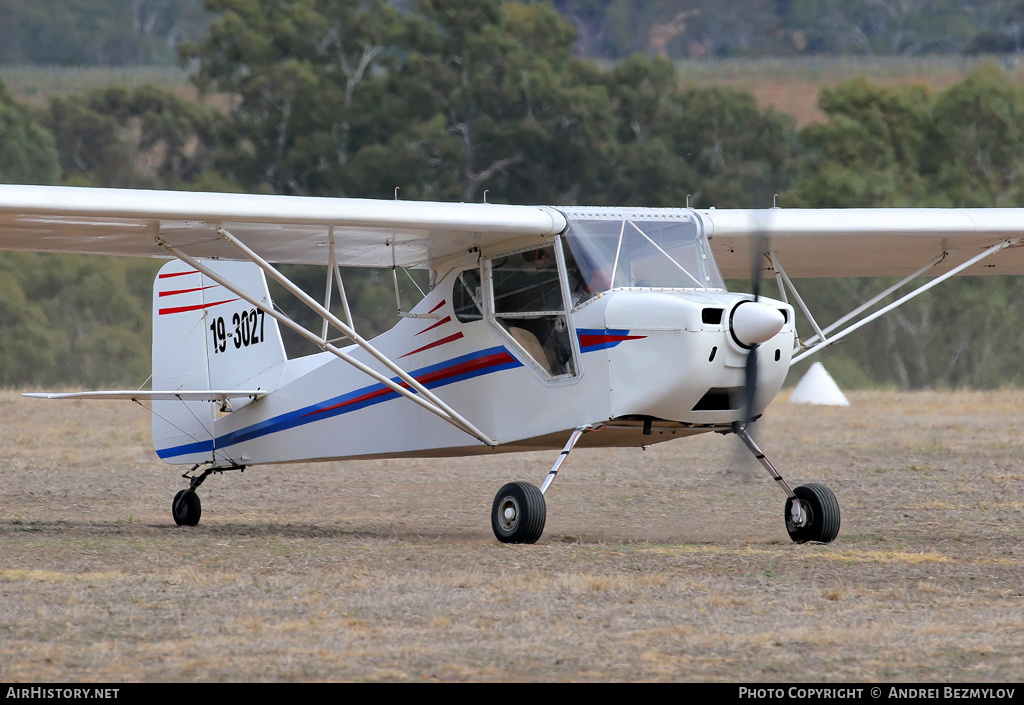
left=157, top=330, right=639, bottom=460
left=156, top=346, right=522, bottom=459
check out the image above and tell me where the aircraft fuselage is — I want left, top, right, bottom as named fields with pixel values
left=153, top=209, right=795, bottom=468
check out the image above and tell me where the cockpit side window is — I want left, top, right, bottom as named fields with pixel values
left=486, top=242, right=577, bottom=379
left=453, top=268, right=483, bottom=323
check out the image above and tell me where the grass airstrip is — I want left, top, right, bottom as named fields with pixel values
left=1, top=388, right=1022, bottom=681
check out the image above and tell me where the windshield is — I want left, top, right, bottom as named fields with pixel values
left=561, top=210, right=724, bottom=303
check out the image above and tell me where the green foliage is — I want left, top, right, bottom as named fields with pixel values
left=3, top=0, right=1023, bottom=69
left=926, top=65, right=1024, bottom=206
left=5, top=1, right=1024, bottom=392
left=47, top=84, right=227, bottom=188
left=786, top=79, right=931, bottom=207
left=183, top=2, right=795, bottom=207
left=590, top=55, right=793, bottom=208
left=0, top=79, right=213, bottom=387
left=782, top=68, right=1024, bottom=388
left=0, top=253, right=160, bottom=386
left=787, top=66, right=1024, bottom=209
left=181, top=0, right=401, bottom=196
left=555, top=0, right=1009, bottom=59
left=0, top=0, right=213, bottom=65
left=783, top=0, right=976, bottom=55
left=382, top=0, right=604, bottom=202
left=0, top=80, right=60, bottom=184
left=0, top=266, right=57, bottom=386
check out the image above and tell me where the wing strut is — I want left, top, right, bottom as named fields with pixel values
left=797, top=251, right=948, bottom=348
left=775, top=238, right=1020, bottom=365
left=322, top=228, right=356, bottom=343
left=154, top=231, right=497, bottom=448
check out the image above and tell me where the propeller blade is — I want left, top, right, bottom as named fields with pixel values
left=751, top=243, right=763, bottom=303
left=740, top=233, right=768, bottom=430
left=743, top=342, right=758, bottom=426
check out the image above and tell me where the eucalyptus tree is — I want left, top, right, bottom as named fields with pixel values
left=181, top=0, right=402, bottom=196
left=0, top=80, right=59, bottom=185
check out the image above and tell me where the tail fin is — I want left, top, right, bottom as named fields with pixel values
left=151, top=259, right=286, bottom=463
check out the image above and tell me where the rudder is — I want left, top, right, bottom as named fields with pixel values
left=151, top=259, right=286, bottom=464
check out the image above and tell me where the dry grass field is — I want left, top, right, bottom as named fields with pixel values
left=676, top=56, right=1024, bottom=125
left=1, top=388, right=1022, bottom=682
left=5, top=56, right=1022, bottom=127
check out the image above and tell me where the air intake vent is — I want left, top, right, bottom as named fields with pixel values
left=692, top=387, right=743, bottom=411
left=702, top=308, right=724, bottom=325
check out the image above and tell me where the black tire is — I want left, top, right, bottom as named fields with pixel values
left=491, top=481, right=546, bottom=544
left=172, top=489, right=202, bottom=527
left=785, top=483, right=840, bottom=544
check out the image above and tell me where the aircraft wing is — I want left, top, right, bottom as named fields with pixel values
left=0, top=185, right=567, bottom=268
left=5, top=186, right=1024, bottom=277
left=23, top=390, right=268, bottom=401
left=697, top=208, right=1024, bottom=279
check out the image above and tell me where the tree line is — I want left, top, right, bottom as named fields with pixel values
left=4, top=0, right=1024, bottom=389
left=4, top=0, right=1024, bottom=65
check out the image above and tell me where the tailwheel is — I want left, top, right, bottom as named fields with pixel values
left=172, top=489, right=202, bottom=527
left=491, top=481, right=546, bottom=544
left=785, top=483, right=840, bottom=544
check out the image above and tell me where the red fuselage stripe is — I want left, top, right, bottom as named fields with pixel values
left=399, top=331, right=464, bottom=358
left=159, top=298, right=239, bottom=315
left=578, top=333, right=646, bottom=348
left=159, top=285, right=218, bottom=297
left=415, top=315, right=452, bottom=336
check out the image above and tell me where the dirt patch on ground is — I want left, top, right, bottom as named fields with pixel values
left=1, top=389, right=1022, bottom=682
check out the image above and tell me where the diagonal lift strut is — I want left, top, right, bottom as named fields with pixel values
left=155, top=228, right=496, bottom=447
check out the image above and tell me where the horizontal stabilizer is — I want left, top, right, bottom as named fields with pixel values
left=23, top=390, right=268, bottom=402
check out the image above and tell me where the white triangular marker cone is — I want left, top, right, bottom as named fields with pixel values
left=789, top=362, right=850, bottom=406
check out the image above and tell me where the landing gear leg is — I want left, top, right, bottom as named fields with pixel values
left=732, top=422, right=840, bottom=544
left=490, top=425, right=593, bottom=544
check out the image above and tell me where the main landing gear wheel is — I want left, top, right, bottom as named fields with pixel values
left=172, top=489, right=202, bottom=527
left=785, top=483, right=840, bottom=544
left=491, top=481, right=546, bottom=544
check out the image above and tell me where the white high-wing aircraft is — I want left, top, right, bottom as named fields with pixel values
left=3, top=185, right=1024, bottom=544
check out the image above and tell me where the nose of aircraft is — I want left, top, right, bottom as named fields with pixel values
left=730, top=300, right=786, bottom=347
